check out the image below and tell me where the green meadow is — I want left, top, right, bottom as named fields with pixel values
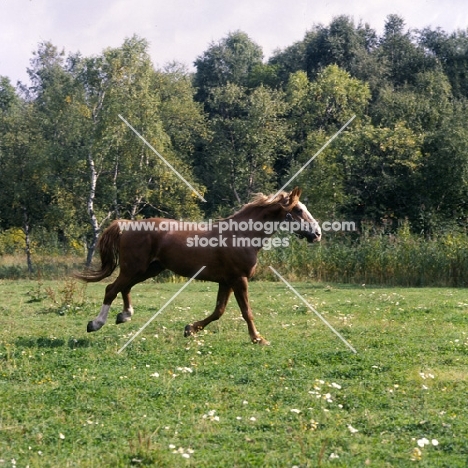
left=1, top=278, right=467, bottom=467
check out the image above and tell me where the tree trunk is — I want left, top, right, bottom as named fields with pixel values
left=22, top=207, right=33, bottom=274
left=85, top=92, right=108, bottom=267
left=230, top=158, right=241, bottom=204
left=113, top=156, right=120, bottom=219
left=86, top=151, right=100, bottom=267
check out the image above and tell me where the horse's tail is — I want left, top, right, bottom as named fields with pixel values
left=75, top=222, right=121, bottom=283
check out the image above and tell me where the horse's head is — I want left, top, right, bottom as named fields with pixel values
left=285, top=188, right=321, bottom=243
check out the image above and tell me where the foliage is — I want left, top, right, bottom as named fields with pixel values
left=0, top=228, right=27, bottom=255
left=193, top=30, right=264, bottom=105
left=419, top=26, right=468, bottom=99
left=284, top=66, right=370, bottom=219
left=338, top=123, right=423, bottom=226
left=196, top=83, right=289, bottom=214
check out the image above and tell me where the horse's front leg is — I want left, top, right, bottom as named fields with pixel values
left=116, top=288, right=134, bottom=324
left=231, top=277, right=269, bottom=345
left=184, top=283, right=232, bottom=337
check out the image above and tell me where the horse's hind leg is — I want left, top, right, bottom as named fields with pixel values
left=116, top=260, right=166, bottom=325
left=87, top=275, right=131, bottom=332
left=184, top=283, right=232, bottom=337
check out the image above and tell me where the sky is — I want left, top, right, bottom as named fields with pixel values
left=1, top=0, right=468, bottom=85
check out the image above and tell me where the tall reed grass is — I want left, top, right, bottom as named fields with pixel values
left=260, top=226, right=468, bottom=287
left=0, top=254, right=85, bottom=280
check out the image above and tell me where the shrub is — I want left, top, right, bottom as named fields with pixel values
left=0, top=228, right=26, bottom=255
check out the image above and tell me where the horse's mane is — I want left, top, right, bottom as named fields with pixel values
left=224, top=191, right=290, bottom=220
left=247, top=191, right=290, bottom=208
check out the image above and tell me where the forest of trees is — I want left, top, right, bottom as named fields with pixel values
left=1, top=14, right=468, bottom=271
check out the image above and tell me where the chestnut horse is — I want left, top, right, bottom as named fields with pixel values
left=76, top=188, right=321, bottom=344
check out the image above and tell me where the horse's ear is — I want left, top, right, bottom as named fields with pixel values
left=287, top=187, right=302, bottom=211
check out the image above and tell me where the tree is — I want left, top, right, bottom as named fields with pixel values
left=23, top=42, right=87, bottom=249
left=0, top=82, right=49, bottom=272
left=267, top=39, right=310, bottom=87
left=153, top=63, right=208, bottom=164
left=268, top=15, right=382, bottom=90
left=25, top=37, right=204, bottom=266
left=419, top=27, right=468, bottom=99
left=369, top=66, right=468, bottom=233
left=193, top=31, right=264, bottom=105
left=371, top=70, right=453, bottom=133
left=419, top=103, right=468, bottom=232
left=284, top=66, right=370, bottom=218
left=338, top=123, right=423, bottom=227
left=0, top=77, right=19, bottom=111
left=196, top=83, right=289, bottom=215
left=73, top=37, right=203, bottom=264
left=378, top=15, right=435, bottom=87
left=304, top=16, right=371, bottom=76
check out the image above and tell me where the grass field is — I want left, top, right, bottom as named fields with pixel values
left=1, top=276, right=467, bottom=467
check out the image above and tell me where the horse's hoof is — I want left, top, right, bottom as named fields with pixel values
left=184, top=324, right=194, bottom=337
left=252, top=336, right=270, bottom=345
left=87, top=320, right=103, bottom=333
left=116, top=312, right=132, bottom=324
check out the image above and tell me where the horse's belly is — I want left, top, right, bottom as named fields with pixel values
left=155, top=234, right=257, bottom=281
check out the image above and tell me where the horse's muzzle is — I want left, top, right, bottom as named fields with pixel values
left=296, top=230, right=321, bottom=243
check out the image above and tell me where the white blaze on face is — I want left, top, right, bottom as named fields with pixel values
left=296, top=201, right=321, bottom=237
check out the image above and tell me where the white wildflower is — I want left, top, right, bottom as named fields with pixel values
left=347, top=424, right=359, bottom=434
left=202, top=410, right=219, bottom=421
left=417, top=437, right=430, bottom=447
